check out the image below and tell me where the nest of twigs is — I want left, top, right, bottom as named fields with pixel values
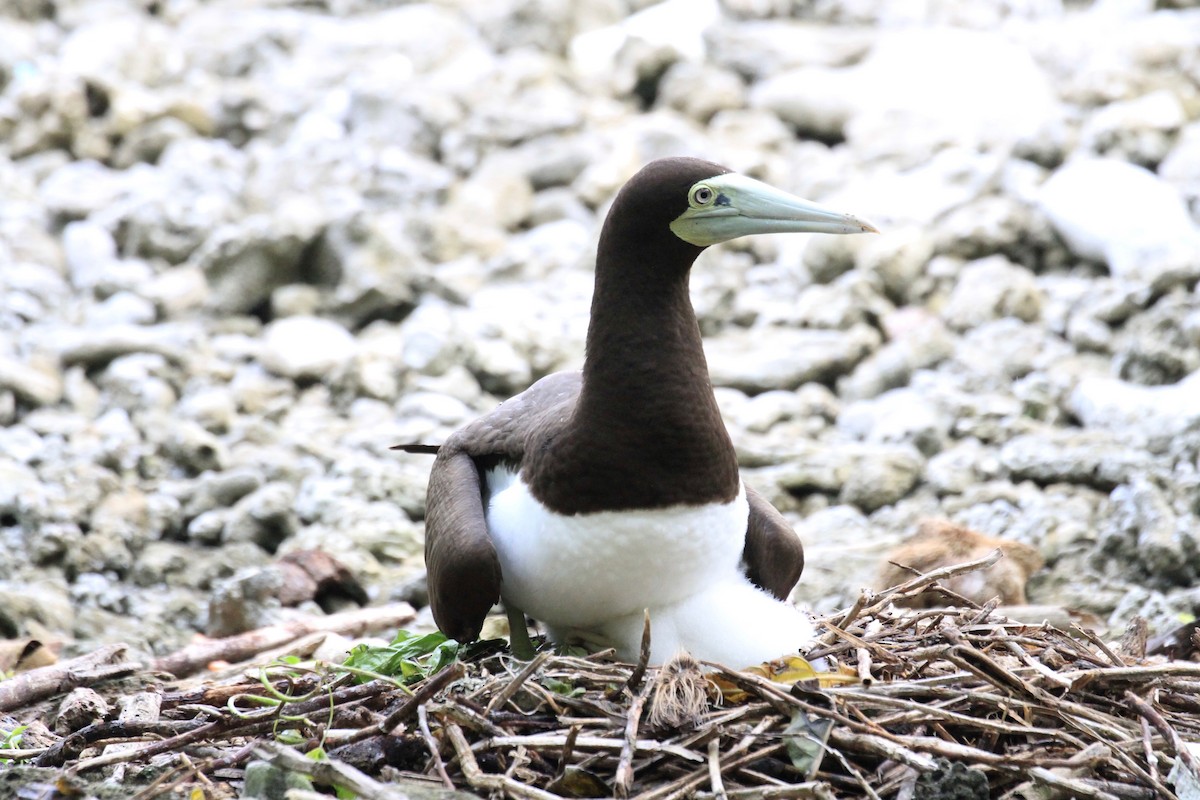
left=3, top=553, right=1199, bottom=800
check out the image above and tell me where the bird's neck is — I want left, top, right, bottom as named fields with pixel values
left=564, top=242, right=740, bottom=510
left=581, top=269, right=714, bottom=425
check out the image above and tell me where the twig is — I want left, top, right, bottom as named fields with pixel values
left=419, top=703, right=455, bottom=790
left=826, top=727, right=937, bottom=772
left=325, top=662, right=464, bottom=748
left=695, top=786, right=835, bottom=800
left=823, top=744, right=883, bottom=800
left=828, top=591, right=868, bottom=638
left=254, top=740, right=413, bottom=800
left=485, top=653, right=549, bottom=715
left=1141, top=716, right=1159, bottom=784
left=1027, top=766, right=1121, bottom=800
left=1071, top=623, right=1127, bottom=668
left=871, top=549, right=1003, bottom=609
left=633, top=744, right=785, bottom=800
left=47, top=679, right=392, bottom=769
left=609, top=611, right=653, bottom=700
left=446, top=722, right=562, bottom=800
left=1066, top=663, right=1200, bottom=689
left=706, top=738, right=727, bottom=800
left=0, top=645, right=138, bottom=712
left=1125, top=690, right=1199, bottom=778
left=615, top=680, right=653, bottom=797
left=855, top=647, right=873, bottom=688
left=478, top=733, right=702, bottom=762
left=944, top=643, right=1055, bottom=703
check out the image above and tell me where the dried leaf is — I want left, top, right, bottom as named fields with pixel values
left=782, top=708, right=833, bottom=779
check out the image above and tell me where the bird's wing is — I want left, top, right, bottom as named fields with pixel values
left=423, top=371, right=582, bottom=641
left=741, top=484, right=805, bottom=600
left=424, top=448, right=501, bottom=641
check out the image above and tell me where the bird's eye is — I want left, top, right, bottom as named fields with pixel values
left=692, top=186, right=714, bottom=206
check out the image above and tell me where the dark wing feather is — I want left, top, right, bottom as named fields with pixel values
left=424, top=449, right=502, bottom=641
left=391, top=443, right=441, bottom=454
left=421, top=372, right=582, bottom=642
left=742, top=484, right=804, bottom=599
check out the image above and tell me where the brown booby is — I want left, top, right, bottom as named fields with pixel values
left=414, top=157, right=876, bottom=666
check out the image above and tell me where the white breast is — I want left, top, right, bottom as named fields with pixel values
left=484, top=468, right=814, bottom=665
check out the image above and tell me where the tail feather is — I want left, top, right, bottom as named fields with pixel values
left=391, top=443, right=441, bottom=454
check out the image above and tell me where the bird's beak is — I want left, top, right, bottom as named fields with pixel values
left=670, top=172, right=878, bottom=247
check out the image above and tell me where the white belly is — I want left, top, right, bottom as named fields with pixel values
left=485, top=469, right=814, bottom=665
left=486, top=468, right=748, bottom=628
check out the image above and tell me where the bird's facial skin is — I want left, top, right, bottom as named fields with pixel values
left=669, top=172, right=878, bottom=247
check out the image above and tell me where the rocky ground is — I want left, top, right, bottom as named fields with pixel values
left=1, top=0, right=1199, bottom=667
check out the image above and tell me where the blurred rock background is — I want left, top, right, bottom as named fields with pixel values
left=1, top=0, right=1198, bottom=657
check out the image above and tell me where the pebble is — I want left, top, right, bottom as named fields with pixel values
left=1104, top=477, right=1199, bottom=587
left=1038, top=157, right=1200, bottom=288
left=1000, top=430, right=1156, bottom=490
left=260, top=316, right=358, bottom=382
left=705, top=325, right=880, bottom=393
left=839, top=388, right=949, bottom=456
left=0, top=356, right=63, bottom=407
left=940, top=256, right=1044, bottom=331
left=1068, top=371, right=1200, bottom=439
left=752, top=28, right=1057, bottom=156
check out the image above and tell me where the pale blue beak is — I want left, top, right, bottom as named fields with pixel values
left=670, top=172, right=878, bottom=246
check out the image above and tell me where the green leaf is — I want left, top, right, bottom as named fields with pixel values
left=1, top=725, right=27, bottom=749
left=541, top=677, right=585, bottom=697
left=275, top=729, right=306, bottom=745
left=341, top=630, right=459, bottom=684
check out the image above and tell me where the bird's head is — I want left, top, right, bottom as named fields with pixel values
left=602, top=157, right=877, bottom=259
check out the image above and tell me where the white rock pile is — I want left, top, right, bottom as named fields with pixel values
left=1, top=0, right=1199, bottom=654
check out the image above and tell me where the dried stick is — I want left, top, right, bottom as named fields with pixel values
left=855, top=647, right=873, bottom=687
left=1027, top=766, right=1121, bottom=800
left=418, top=703, right=455, bottom=790
left=325, top=662, right=465, bottom=748
left=822, top=744, right=883, bottom=800
left=0, top=644, right=138, bottom=713
left=1124, top=690, right=1200, bottom=779
left=1066, top=663, right=1200, bottom=690
left=608, top=611, right=653, bottom=700
left=445, top=722, right=562, bottom=800
left=44, top=678, right=392, bottom=769
left=1071, top=623, right=1127, bottom=667
left=615, top=681, right=653, bottom=797
left=485, top=653, right=549, bottom=715
left=826, top=728, right=937, bottom=772
left=633, top=744, right=785, bottom=800
left=696, top=786, right=835, bottom=800
left=479, top=733, right=702, bottom=762
left=254, top=740, right=411, bottom=800
left=870, top=549, right=1003, bottom=609
left=706, top=738, right=727, bottom=800
left=152, top=604, right=415, bottom=678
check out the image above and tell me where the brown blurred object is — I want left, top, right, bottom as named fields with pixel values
left=1147, top=619, right=1200, bottom=661
left=0, top=639, right=58, bottom=673
left=878, top=519, right=1045, bottom=608
left=276, top=549, right=369, bottom=609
